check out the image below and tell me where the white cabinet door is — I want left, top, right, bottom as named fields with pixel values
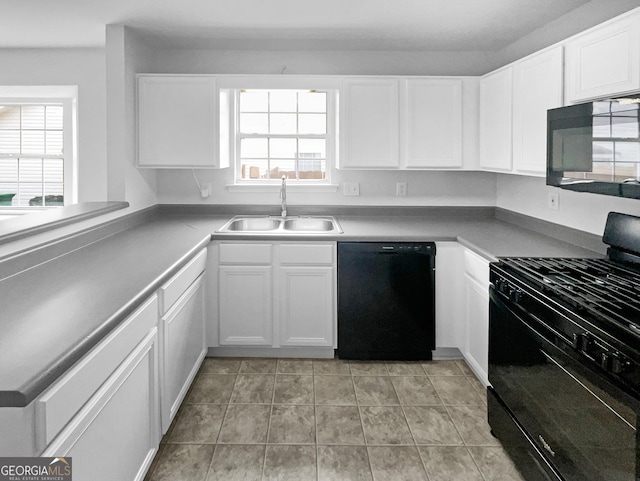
left=43, top=330, right=160, bottom=481
left=219, top=266, right=273, bottom=345
left=479, top=67, right=513, bottom=172
left=279, top=266, right=334, bottom=347
left=464, top=274, right=489, bottom=386
left=404, top=79, right=463, bottom=168
left=339, top=78, right=400, bottom=169
left=512, top=47, right=564, bottom=176
left=434, top=242, right=465, bottom=349
left=565, top=13, right=640, bottom=102
left=138, top=75, right=222, bottom=168
left=161, top=274, right=206, bottom=433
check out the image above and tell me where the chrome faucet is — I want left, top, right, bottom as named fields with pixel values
left=280, top=175, right=287, bottom=218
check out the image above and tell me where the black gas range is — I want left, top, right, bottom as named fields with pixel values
left=488, top=212, right=640, bottom=481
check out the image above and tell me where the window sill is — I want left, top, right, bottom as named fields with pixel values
left=226, top=184, right=339, bottom=193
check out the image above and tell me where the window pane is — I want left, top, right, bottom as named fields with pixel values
left=46, top=105, right=64, bottom=130
left=0, top=130, right=20, bottom=153
left=612, top=117, right=638, bottom=139
left=615, top=141, right=640, bottom=162
left=19, top=158, right=43, bottom=183
left=20, top=184, right=44, bottom=207
left=44, top=158, right=64, bottom=183
left=270, top=114, right=296, bottom=134
left=0, top=106, right=21, bottom=129
left=240, top=91, right=268, bottom=112
left=270, top=91, right=297, bottom=112
left=21, top=106, right=45, bottom=130
left=298, top=92, right=326, bottom=113
left=271, top=160, right=296, bottom=179
left=43, top=184, right=64, bottom=205
left=298, top=114, right=326, bottom=134
left=299, top=139, right=326, bottom=158
left=240, top=113, right=269, bottom=134
left=593, top=117, right=610, bottom=138
left=22, top=130, right=45, bottom=154
left=240, top=138, right=268, bottom=158
left=0, top=158, right=18, bottom=182
left=0, top=183, right=17, bottom=206
left=240, top=159, right=269, bottom=179
left=613, top=163, right=639, bottom=181
left=593, top=141, right=614, bottom=163
left=46, top=130, right=63, bottom=155
left=270, top=138, right=296, bottom=158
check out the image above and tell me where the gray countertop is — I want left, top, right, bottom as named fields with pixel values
left=0, top=208, right=603, bottom=407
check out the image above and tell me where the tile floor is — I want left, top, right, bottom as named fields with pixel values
left=145, top=357, right=525, bottom=481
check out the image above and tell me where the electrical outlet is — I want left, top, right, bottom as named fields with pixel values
left=344, top=182, right=360, bottom=196
left=396, top=182, right=407, bottom=197
left=548, top=192, right=559, bottom=210
left=200, top=182, right=212, bottom=198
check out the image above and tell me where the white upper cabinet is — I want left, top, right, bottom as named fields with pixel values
left=403, top=79, right=463, bottom=169
left=565, top=11, right=640, bottom=103
left=479, top=67, right=513, bottom=172
left=339, top=78, right=400, bottom=169
left=137, top=75, right=229, bottom=169
left=512, top=46, right=564, bottom=176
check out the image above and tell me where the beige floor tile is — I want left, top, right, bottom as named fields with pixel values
left=206, top=444, right=264, bottom=481
left=149, top=444, right=214, bottom=481
left=367, top=446, right=428, bottom=481
left=273, top=375, right=314, bottom=404
left=218, top=404, right=271, bottom=444
left=316, top=406, right=366, bottom=445
left=230, top=374, right=275, bottom=403
left=468, top=446, right=527, bottom=481
left=239, top=358, right=278, bottom=373
left=313, top=359, right=351, bottom=375
left=404, top=406, right=464, bottom=445
left=349, top=361, right=389, bottom=376
left=277, top=359, right=314, bottom=374
left=268, top=405, right=316, bottom=444
left=422, top=360, right=465, bottom=376
left=263, top=445, right=317, bottom=481
left=386, top=362, right=426, bottom=376
left=430, top=376, right=485, bottom=406
left=317, top=445, right=373, bottom=481
left=447, top=406, right=500, bottom=446
left=466, top=376, right=488, bottom=404
left=186, top=373, right=236, bottom=404
left=360, top=406, right=414, bottom=445
left=419, top=446, right=483, bottom=481
left=168, top=404, right=226, bottom=444
left=315, top=375, right=357, bottom=405
left=353, top=376, right=399, bottom=405
left=201, top=357, right=241, bottom=374
left=455, top=359, right=475, bottom=376
left=391, top=376, right=441, bottom=406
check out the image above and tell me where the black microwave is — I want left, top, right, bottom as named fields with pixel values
left=547, top=97, right=640, bottom=199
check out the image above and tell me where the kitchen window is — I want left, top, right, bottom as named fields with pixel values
left=234, top=89, right=336, bottom=184
left=0, top=99, right=74, bottom=208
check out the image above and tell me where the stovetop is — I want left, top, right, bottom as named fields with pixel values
left=495, top=257, right=640, bottom=335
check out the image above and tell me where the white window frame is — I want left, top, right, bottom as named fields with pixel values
left=233, top=88, right=337, bottom=186
left=0, top=87, right=77, bottom=211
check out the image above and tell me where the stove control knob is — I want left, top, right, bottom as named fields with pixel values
left=573, top=333, right=593, bottom=353
left=510, top=289, right=524, bottom=304
left=600, top=352, right=611, bottom=371
left=611, top=353, right=630, bottom=375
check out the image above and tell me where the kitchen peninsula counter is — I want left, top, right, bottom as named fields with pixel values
left=0, top=205, right=603, bottom=408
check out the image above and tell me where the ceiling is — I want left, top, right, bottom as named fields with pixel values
left=0, top=0, right=613, bottom=51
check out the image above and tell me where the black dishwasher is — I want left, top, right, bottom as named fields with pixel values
left=337, top=242, right=436, bottom=360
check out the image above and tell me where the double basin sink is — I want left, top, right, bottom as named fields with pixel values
left=217, top=215, right=343, bottom=235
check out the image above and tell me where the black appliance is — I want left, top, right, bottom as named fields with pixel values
left=337, top=242, right=436, bottom=360
left=547, top=97, right=640, bottom=200
left=488, top=212, right=640, bottom=481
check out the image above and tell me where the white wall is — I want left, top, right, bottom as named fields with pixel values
left=496, top=174, right=640, bottom=235
left=0, top=48, right=107, bottom=203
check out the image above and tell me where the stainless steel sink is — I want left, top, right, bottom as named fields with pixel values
left=216, top=215, right=342, bottom=234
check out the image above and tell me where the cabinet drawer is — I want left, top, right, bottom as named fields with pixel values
left=36, top=295, right=158, bottom=449
left=464, top=249, right=490, bottom=286
left=219, top=243, right=272, bottom=264
left=280, top=243, right=334, bottom=265
left=160, top=248, right=207, bottom=314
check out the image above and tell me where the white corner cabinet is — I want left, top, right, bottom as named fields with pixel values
left=479, top=66, right=513, bottom=172
left=339, top=77, right=476, bottom=170
left=213, top=241, right=336, bottom=354
left=137, top=75, right=230, bottom=169
left=565, top=10, right=640, bottom=103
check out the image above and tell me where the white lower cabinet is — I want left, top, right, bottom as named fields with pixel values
left=462, top=248, right=490, bottom=386
left=215, top=241, right=336, bottom=350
